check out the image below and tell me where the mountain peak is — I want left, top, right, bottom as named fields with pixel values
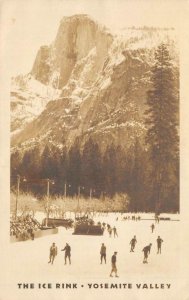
left=58, top=13, right=110, bottom=37
left=31, top=13, right=113, bottom=88
left=59, top=14, right=108, bottom=30
left=60, top=14, right=94, bottom=23
left=12, top=16, right=178, bottom=152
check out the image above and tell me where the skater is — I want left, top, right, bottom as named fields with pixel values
left=155, top=213, right=160, bottom=223
left=155, top=214, right=158, bottom=223
left=48, top=242, right=57, bottom=265
left=110, top=252, right=118, bottom=277
left=113, top=226, right=118, bottom=238
left=157, top=236, right=163, bottom=254
left=102, top=222, right=106, bottom=229
left=61, top=243, right=71, bottom=265
left=142, top=243, right=152, bottom=263
left=100, top=243, right=106, bottom=264
left=108, top=227, right=112, bottom=237
left=130, top=235, right=137, bottom=252
left=151, top=223, right=155, bottom=233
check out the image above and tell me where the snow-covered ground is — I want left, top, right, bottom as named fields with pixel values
left=3, top=213, right=187, bottom=300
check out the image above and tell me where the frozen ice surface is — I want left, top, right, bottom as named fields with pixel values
left=8, top=213, right=180, bottom=281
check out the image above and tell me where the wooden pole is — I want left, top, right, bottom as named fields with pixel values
left=78, top=186, right=80, bottom=197
left=78, top=186, right=81, bottom=209
left=45, top=179, right=50, bottom=227
left=90, top=188, right=92, bottom=200
left=64, top=182, right=67, bottom=198
left=15, top=175, right=20, bottom=219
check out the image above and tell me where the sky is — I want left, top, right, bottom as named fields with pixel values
left=0, top=0, right=186, bottom=76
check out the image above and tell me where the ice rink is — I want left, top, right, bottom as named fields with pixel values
left=3, top=213, right=188, bottom=300
left=9, top=213, right=181, bottom=280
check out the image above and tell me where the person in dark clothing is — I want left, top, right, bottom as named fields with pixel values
left=110, top=252, right=118, bottom=277
left=157, top=236, right=163, bottom=254
left=142, top=243, right=152, bottom=263
left=61, top=243, right=71, bottom=265
left=113, top=226, right=118, bottom=238
left=100, top=243, right=106, bottom=264
left=48, top=242, right=57, bottom=264
left=130, top=235, right=137, bottom=252
left=151, top=223, right=155, bottom=233
left=30, top=228, right=34, bottom=240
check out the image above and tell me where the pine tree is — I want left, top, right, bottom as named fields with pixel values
left=30, top=147, right=41, bottom=178
left=81, top=138, right=103, bottom=197
left=145, top=43, right=179, bottom=212
left=92, top=142, right=104, bottom=196
left=41, top=145, right=55, bottom=179
left=103, top=144, right=117, bottom=198
left=20, top=150, right=33, bottom=177
left=11, top=151, right=22, bottom=188
left=128, top=139, right=149, bottom=212
left=58, top=147, right=68, bottom=194
left=50, top=146, right=62, bottom=194
left=67, top=141, right=81, bottom=196
left=11, top=151, right=21, bottom=177
left=114, top=145, right=127, bottom=193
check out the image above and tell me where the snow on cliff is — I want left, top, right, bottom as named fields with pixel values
left=11, top=15, right=178, bottom=151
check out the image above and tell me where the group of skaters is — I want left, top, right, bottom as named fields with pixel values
left=122, top=215, right=141, bottom=221
left=100, top=244, right=118, bottom=277
left=48, top=234, right=163, bottom=276
left=106, top=224, right=118, bottom=237
left=96, top=222, right=118, bottom=237
left=142, top=236, right=163, bottom=263
left=128, top=221, right=164, bottom=264
left=10, top=214, right=40, bottom=241
left=48, top=241, right=119, bottom=277
left=46, top=212, right=164, bottom=276
left=108, top=233, right=163, bottom=274
left=48, top=242, right=71, bottom=265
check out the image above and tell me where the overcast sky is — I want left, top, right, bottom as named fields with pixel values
left=1, top=0, right=186, bottom=76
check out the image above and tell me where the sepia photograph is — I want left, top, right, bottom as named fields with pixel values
left=0, top=0, right=189, bottom=299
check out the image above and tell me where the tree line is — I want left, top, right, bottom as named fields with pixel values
left=11, top=139, right=147, bottom=208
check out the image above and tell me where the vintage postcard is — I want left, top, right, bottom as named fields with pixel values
left=0, top=0, right=189, bottom=299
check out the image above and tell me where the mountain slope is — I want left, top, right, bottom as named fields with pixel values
left=11, top=15, right=179, bottom=152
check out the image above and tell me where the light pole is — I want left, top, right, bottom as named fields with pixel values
left=45, top=179, right=54, bottom=227
left=89, top=189, right=92, bottom=200
left=90, top=188, right=93, bottom=200
left=64, top=182, right=67, bottom=198
left=23, top=177, right=27, bottom=193
left=45, top=179, right=50, bottom=227
left=78, top=186, right=81, bottom=197
left=77, top=186, right=81, bottom=211
left=15, top=175, right=20, bottom=220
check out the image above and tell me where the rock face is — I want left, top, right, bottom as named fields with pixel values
left=31, top=14, right=113, bottom=88
left=31, top=46, right=51, bottom=84
left=11, top=74, right=61, bottom=134
left=11, top=14, right=179, bottom=152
